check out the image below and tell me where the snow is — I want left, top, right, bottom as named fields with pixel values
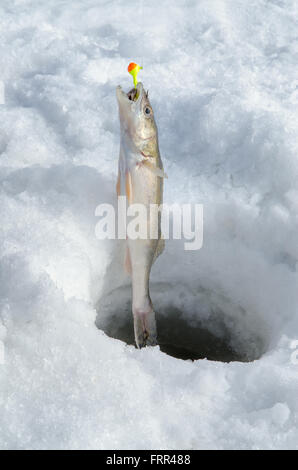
left=0, top=0, right=298, bottom=450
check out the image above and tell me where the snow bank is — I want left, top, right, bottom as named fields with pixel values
left=0, top=0, right=298, bottom=449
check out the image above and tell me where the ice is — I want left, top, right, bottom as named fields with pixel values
left=0, top=0, right=298, bottom=450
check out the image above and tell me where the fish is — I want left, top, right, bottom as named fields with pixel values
left=116, top=82, right=166, bottom=348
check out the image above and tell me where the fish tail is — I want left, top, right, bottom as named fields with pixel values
left=133, top=304, right=157, bottom=348
left=129, top=241, right=159, bottom=348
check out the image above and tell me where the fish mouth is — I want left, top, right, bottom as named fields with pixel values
left=116, top=82, right=145, bottom=107
left=127, top=87, right=138, bottom=101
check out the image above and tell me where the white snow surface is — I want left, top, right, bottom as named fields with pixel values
left=0, top=0, right=298, bottom=449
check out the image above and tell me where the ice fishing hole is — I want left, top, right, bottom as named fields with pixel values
left=96, top=283, right=266, bottom=362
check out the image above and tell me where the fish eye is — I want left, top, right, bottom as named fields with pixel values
left=144, top=107, right=151, bottom=115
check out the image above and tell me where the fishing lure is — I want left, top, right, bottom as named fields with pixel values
left=127, top=62, right=143, bottom=88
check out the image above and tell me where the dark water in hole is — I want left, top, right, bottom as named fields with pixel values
left=96, top=297, right=257, bottom=362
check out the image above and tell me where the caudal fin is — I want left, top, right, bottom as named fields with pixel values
left=133, top=308, right=158, bottom=348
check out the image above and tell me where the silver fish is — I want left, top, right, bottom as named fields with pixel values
left=116, top=82, right=167, bottom=348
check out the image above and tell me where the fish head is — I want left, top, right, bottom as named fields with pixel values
left=116, top=82, right=157, bottom=150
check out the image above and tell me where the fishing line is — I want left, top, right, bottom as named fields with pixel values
left=139, top=0, right=144, bottom=69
